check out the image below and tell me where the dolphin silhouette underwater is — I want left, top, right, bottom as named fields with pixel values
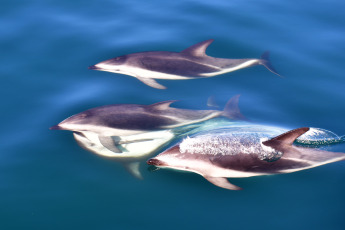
left=89, top=39, right=280, bottom=89
left=147, top=127, right=345, bottom=190
left=71, top=129, right=175, bottom=179
left=50, top=96, right=243, bottom=178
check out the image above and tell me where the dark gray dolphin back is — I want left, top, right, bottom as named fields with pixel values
left=211, top=127, right=345, bottom=173
left=78, top=104, right=177, bottom=131
left=138, top=52, right=220, bottom=77
left=72, top=102, right=221, bottom=131
left=137, top=39, right=223, bottom=77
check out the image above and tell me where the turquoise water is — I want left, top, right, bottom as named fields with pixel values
left=2, top=0, right=345, bottom=229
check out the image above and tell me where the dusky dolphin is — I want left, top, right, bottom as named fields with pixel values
left=50, top=95, right=243, bottom=138
left=50, top=96, right=244, bottom=178
left=89, top=39, right=280, bottom=89
left=147, top=127, right=345, bottom=190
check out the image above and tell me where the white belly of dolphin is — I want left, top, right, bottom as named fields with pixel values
left=74, top=130, right=175, bottom=158
left=124, top=66, right=194, bottom=80
left=96, top=63, right=192, bottom=80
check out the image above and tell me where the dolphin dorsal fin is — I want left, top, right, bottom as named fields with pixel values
left=222, top=94, right=247, bottom=120
left=181, top=39, right=214, bottom=57
left=207, top=95, right=219, bottom=108
left=149, top=100, right=177, bottom=110
left=263, top=127, right=310, bottom=147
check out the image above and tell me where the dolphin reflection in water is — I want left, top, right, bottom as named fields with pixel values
left=147, top=124, right=345, bottom=190
left=50, top=96, right=244, bottom=178
left=89, top=39, right=280, bottom=89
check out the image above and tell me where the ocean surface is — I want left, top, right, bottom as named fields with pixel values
left=2, top=0, right=345, bottom=229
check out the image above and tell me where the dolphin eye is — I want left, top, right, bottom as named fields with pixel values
left=76, top=113, right=88, bottom=119
left=109, top=56, right=126, bottom=65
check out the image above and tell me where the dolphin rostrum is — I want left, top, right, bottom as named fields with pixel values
left=89, top=39, right=280, bottom=89
left=147, top=127, right=345, bottom=190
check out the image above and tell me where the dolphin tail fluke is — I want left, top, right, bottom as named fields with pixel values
left=260, top=51, right=282, bottom=77
left=222, top=95, right=248, bottom=121
left=123, top=161, right=143, bottom=179
left=204, top=176, right=242, bottom=190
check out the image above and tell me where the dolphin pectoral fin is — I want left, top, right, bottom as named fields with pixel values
left=223, top=94, right=248, bottom=121
left=123, top=161, right=143, bottom=179
left=98, top=135, right=122, bottom=153
left=136, top=77, right=166, bottom=89
left=204, top=176, right=243, bottom=190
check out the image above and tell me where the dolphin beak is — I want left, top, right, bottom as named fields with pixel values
left=88, top=65, right=100, bottom=70
left=50, top=124, right=62, bottom=130
left=147, top=158, right=164, bottom=166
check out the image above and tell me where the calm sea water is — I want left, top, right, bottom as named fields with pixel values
left=2, top=0, right=345, bottom=229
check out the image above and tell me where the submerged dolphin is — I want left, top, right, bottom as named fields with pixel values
left=72, top=129, right=175, bottom=179
left=50, top=96, right=243, bottom=178
left=89, top=39, right=280, bottom=89
left=147, top=127, right=345, bottom=190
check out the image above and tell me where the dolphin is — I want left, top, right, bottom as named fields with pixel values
left=50, top=96, right=244, bottom=177
left=72, top=129, right=175, bottom=179
left=89, top=39, right=280, bottom=89
left=50, top=96, right=243, bottom=137
left=147, top=127, right=345, bottom=190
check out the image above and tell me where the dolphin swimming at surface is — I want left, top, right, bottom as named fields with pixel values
left=50, top=95, right=243, bottom=165
left=89, top=39, right=281, bottom=89
left=50, top=96, right=244, bottom=178
left=147, top=127, right=345, bottom=190
left=50, top=96, right=243, bottom=138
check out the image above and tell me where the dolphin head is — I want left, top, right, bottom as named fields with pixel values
left=147, top=158, right=166, bottom=167
left=50, top=110, right=103, bottom=132
left=147, top=145, right=191, bottom=170
left=89, top=55, right=131, bottom=75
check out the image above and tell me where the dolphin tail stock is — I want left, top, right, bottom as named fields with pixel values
left=222, top=95, right=248, bottom=121
left=259, top=51, right=282, bottom=77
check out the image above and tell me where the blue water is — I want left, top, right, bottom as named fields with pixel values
left=2, top=0, right=345, bottom=229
